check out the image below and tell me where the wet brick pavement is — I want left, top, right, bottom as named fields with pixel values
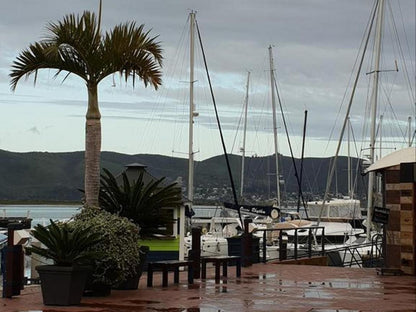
left=1, top=263, right=416, bottom=311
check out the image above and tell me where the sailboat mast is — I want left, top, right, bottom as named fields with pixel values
left=366, top=0, right=385, bottom=241
left=188, top=11, right=196, bottom=205
left=240, top=71, right=250, bottom=199
left=379, top=115, right=383, bottom=159
left=268, top=45, right=281, bottom=207
left=347, top=117, right=352, bottom=198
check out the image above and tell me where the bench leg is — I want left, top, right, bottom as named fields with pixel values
left=215, top=262, right=221, bottom=284
left=174, top=267, right=179, bottom=284
left=236, top=258, right=241, bottom=277
left=222, top=261, right=228, bottom=277
left=201, top=260, right=207, bottom=279
left=188, top=265, right=194, bottom=284
left=147, top=264, right=153, bottom=287
left=162, top=267, right=168, bottom=287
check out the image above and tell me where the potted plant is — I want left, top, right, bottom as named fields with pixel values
left=72, top=206, right=142, bottom=295
left=26, top=220, right=102, bottom=306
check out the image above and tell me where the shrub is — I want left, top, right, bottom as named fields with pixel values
left=72, top=207, right=141, bottom=286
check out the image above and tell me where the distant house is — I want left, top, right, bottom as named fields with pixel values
left=115, top=163, right=187, bottom=261
left=366, top=147, right=416, bottom=275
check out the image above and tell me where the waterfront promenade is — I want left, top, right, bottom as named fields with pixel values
left=1, top=263, right=415, bottom=311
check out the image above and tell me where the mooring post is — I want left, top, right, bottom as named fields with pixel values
left=3, top=223, right=24, bottom=298
left=242, top=218, right=253, bottom=267
left=190, top=227, right=201, bottom=278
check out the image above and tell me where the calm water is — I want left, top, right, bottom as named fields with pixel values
left=0, top=204, right=81, bottom=227
left=0, top=205, right=82, bottom=282
left=1, top=205, right=236, bottom=228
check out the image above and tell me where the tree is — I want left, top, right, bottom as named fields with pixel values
left=9, top=7, right=163, bottom=207
left=99, top=168, right=183, bottom=237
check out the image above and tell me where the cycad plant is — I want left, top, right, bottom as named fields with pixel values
left=99, top=168, right=183, bottom=237
left=26, top=220, right=102, bottom=266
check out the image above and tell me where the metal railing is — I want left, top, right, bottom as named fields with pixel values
left=253, top=226, right=383, bottom=267
left=325, top=233, right=383, bottom=268
left=253, top=226, right=326, bottom=262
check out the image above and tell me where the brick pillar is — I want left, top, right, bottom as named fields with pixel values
left=385, top=165, right=401, bottom=269
left=399, top=163, right=415, bottom=275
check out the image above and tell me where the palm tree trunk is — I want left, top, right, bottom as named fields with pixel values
left=85, top=83, right=101, bottom=207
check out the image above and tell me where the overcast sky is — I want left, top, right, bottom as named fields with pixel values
left=0, top=0, right=414, bottom=161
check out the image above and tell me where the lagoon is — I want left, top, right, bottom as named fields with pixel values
left=0, top=204, right=81, bottom=227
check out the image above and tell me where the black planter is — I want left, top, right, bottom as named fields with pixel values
left=36, top=265, right=90, bottom=306
left=226, top=235, right=260, bottom=266
left=226, top=236, right=243, bottom=257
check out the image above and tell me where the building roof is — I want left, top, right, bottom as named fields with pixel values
left=366, top=147, right=415, bottom=172
left=125, top=163, right=147, bottom=168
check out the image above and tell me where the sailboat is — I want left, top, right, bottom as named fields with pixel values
left=226, top=45, right=282, bottom=215
left=237, top=46, right=282, bottom=206
left=222, top=46, right=304, bottom=260
left=182, top=12, right=244, bottom=257
left=306, top=118, right=362, bottom=224
left=295, top=0, right=415, bottom=267
left=184, top=29, right=284, bottom=258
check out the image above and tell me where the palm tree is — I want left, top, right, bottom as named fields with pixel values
left=9, top=8, right=163, bottom=207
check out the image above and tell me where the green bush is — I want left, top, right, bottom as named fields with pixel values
left=72, top=207, right=141, bottom=286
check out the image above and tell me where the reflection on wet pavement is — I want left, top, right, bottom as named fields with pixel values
left=6, top=264, right=416, bottom=312
left=200, top=265, right=416, bottom=311
left=309, top=310, right=360, bottom=312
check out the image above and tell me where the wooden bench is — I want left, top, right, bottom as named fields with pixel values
left=147, top=260, right=193, bottom=287
left=201, top=256, right=241, bottom=283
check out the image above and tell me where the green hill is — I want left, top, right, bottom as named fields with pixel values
left=0, top=149, right=368, bottom=203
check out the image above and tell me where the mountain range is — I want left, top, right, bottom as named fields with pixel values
left=0, top=149, right=368, bottom=204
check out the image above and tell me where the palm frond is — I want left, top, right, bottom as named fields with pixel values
left=99, top=22, right=163, bottom=88
left=11, top=10, right=162, bottom=95
left=10, top=38, right=89, bottom=90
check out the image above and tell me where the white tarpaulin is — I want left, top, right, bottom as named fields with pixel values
left=307, top=198, right=362, bottom=220
left=365, top=147, right=415, bottom=173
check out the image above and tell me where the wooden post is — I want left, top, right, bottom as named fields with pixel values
left=279, top=230, right=287, bottom=261
left=190, top=227, right=201, bottom=278
left=4, top=223, right=24, bottom=298
left=242, top=218, right=252, bottom=267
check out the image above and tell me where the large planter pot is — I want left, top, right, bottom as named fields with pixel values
left=36, top=265, right=90, bottom=306
left=226, top=235, right=260, bottom=266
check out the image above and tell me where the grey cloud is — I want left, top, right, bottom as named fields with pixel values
left=0, top=0, right=414, bottom=157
